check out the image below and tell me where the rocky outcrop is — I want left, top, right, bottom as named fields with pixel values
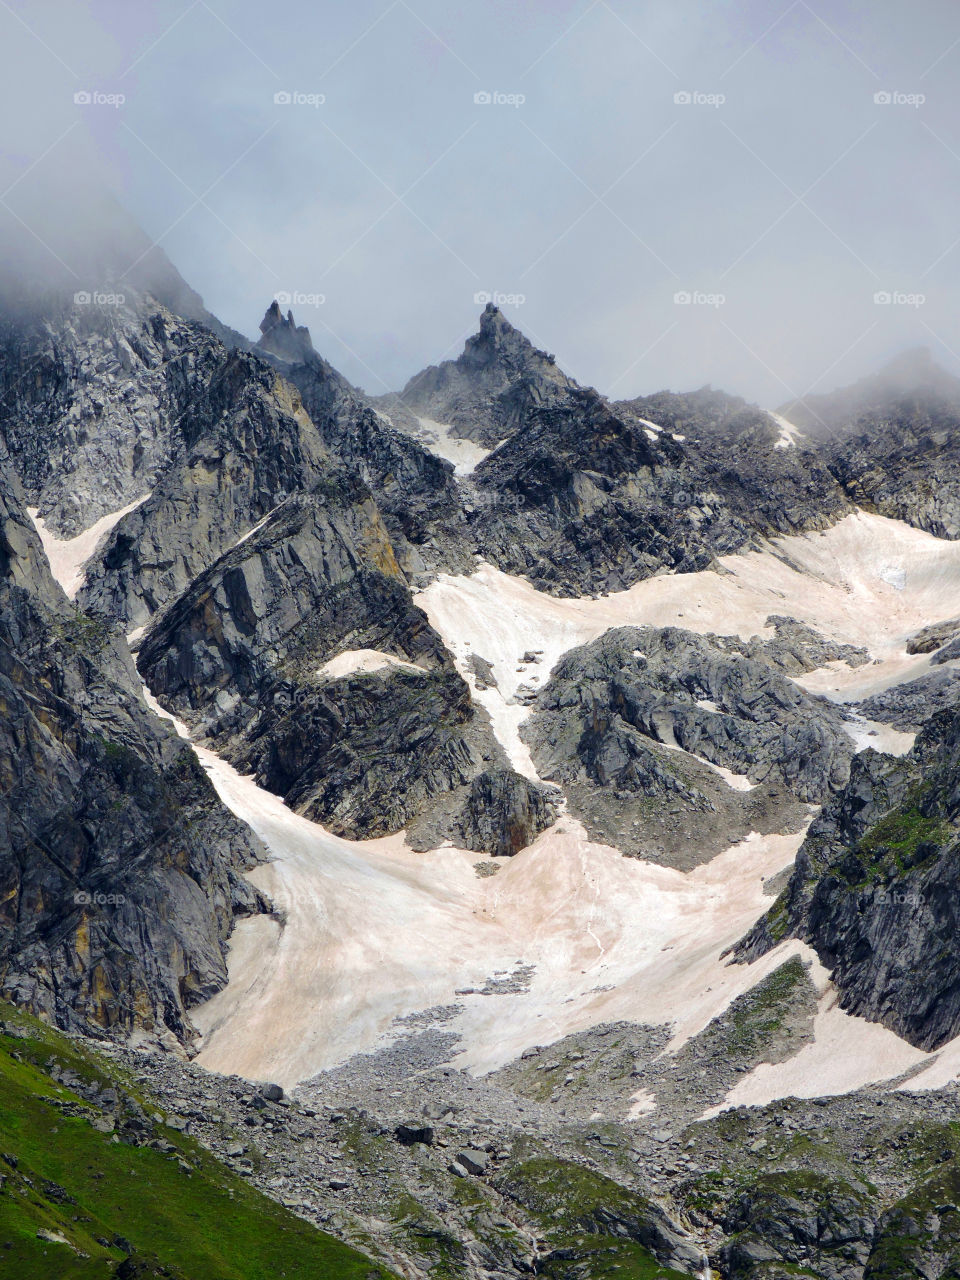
left=0, top=293, right=228, bottom=538
left=856, top=667, right=960, bottom=732
left=78, top=347, right=331, bottom=629
left=523, top=625, right=849, bottom=865
left=737, top=709, right=960, bottom=1051
left=906, top=615, right=960, bottom=654
left=470, top=384, right=850, bottom=597
left=238, top=664, right=503, bottom=839
left=379, top=302, right=577, bottom=448
left=446, top=769, right=560, bottom=857
left=135, top=476, right=520, bottom=841
left=618, top=386, right=851, bottom=539
left=720, top=1170, right=875, bottom=1279
left=0, top=442, right=266, bottom=1045
left=256, top=302, right=474, bottom=584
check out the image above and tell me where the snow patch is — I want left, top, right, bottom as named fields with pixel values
left=28, top=497, right=148, bottom=598
left=767, top=411, right=804, bottom=450
left=842, top=712, right=915, bottom=756
left=316, top=649, right=424, bottom=680
left=416, top=417, right=490, bottom=475
left=704, top=952, right=932, bottom=1115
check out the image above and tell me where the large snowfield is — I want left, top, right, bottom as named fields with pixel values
left=38, top=507, right=960, bottom=1114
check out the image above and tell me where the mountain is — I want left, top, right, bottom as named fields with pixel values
left=469, top=381, right=850, bottom=595
left=9, top=229, right=960, bottom=1279
left=255, top=301, right=474, bottom=584
left=738, top=705, right=960, bottom=1051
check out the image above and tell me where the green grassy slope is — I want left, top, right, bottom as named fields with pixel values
left=0, top=1004, right=397, bottom=1279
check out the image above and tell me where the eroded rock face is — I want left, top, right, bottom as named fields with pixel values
left=78, top=348, right=331, bottom=629
left=737, top=709, right=960, bottom=1051
left=856, top=667, right=960, bottom=732
left=906, top=615, right=960, bottom=655
left=720, top=1171, right=875, bottom=1279
left=0, top=442, right=266, bottom=1044
left=0, top=296, right=229, bottom=538
left=238, top=665, right=503, bottom=839
left=447, top=769, right=560, bottom=858
left=523, top=624, right=849, bottom=865
left=256, top=301, right=474, bottom=584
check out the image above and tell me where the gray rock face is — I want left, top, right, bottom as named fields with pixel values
left=523, top=625, right=850, bottom=865
left=737, top=709, right=960, bottom=1051
left=0, top=441, right=266, bottom=1045
left=856, top=667, right=960, bottom=732
left=720, top=1171, right=875, bottom=1279
left=236, top=664, right=501, bottom=839
left=378, top=302, right=577, bottom=448
left=906, top=615, right=960, bottom=654
left=470, top=384, right=850, bottom=597
left=79, top=347, right=331, bottom=629
left=758, top=615, right=870, bottom=675
left=447, top=769, right=560, bottom=857
left=0, top=295, right=228, bottom=538
left=257, top=302, right=474, bottom=584
left=136, top=473, right=447, bottom=727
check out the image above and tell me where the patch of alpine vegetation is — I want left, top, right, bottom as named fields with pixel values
left=257, top=301, right=475, bottom=584
left=0, top=444, right=267, bottom=1047
left=785, top=348, right=960, bottom=540
left=637, top=958, right=819, bottom=1123
left=737, top=708, right=960, bottom=1051
left=523, top=625, right=850, bottom=865
left=495, top=1147, right=707, bottom=1277
left=469, top=379, right=850, bottom=597
left=493, top=961, right=817, bottom=1127
left=374, top=301, right=578, bottom=449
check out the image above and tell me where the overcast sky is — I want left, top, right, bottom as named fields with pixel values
left=1, top=0, right=959, bottom=406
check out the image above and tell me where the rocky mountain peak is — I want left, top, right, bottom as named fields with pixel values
left=386, top=304, right=578, bottom=447
left=461, top=303, right=565, bottom=379
left=257, top=300, right=315, bottom=363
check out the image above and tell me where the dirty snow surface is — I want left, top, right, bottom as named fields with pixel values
left=182, top=512, right=960, bottom=1101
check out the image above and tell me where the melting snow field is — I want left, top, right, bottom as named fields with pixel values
left=191, top=754, right=808, bottom=1088
left=38, top=507, right=960, bottom=1108
left=417, top=510, right=960, bottom=771
left=316, top=649, right=425, bottom=680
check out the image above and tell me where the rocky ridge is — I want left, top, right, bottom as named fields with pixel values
left=737, top=707, right=960, bottom=1051
left=0, top=440, right=267, bottom=1047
